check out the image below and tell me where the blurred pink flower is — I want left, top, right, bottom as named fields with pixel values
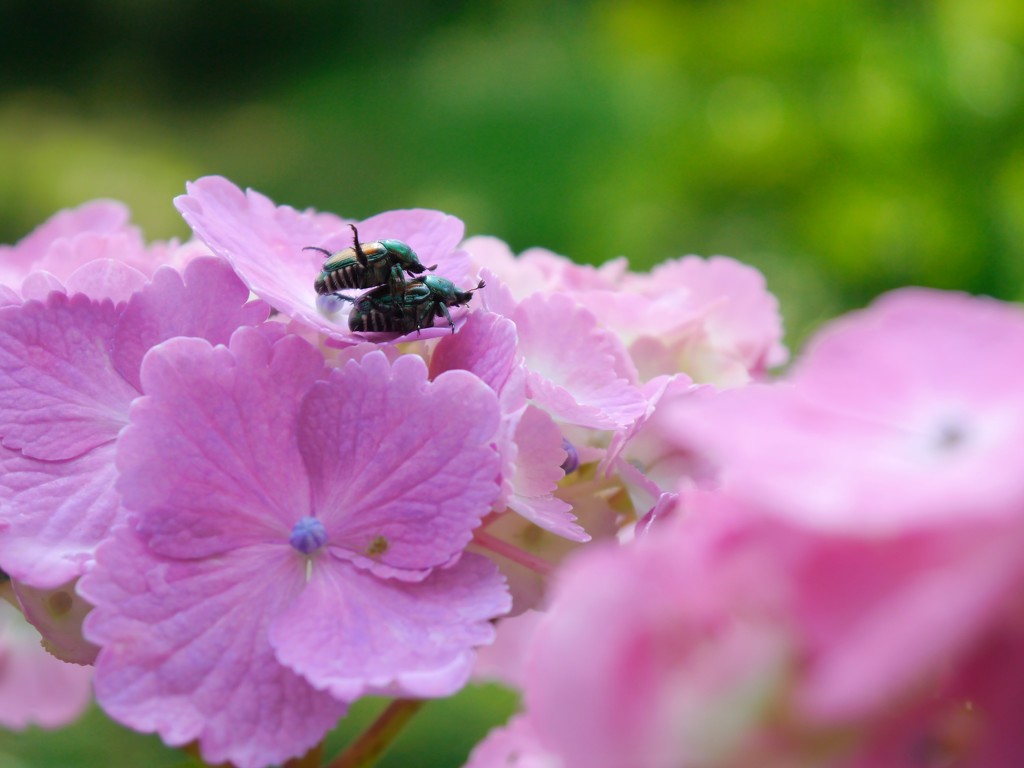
left=79, top=330, right=510, bottom=768
left=464, top=714, right=563, bottom=768
left=500, top=288, right=1024, bottom=767
left=0, top=199, right=206, bottom=305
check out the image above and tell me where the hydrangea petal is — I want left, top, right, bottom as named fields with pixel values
left=12, top=578, right=98, bottom=664
left=64, top=258, right=148, bottom=303
left=269, top=552, right=509, bottom=701
left=0, top=292, right=135, bottom=460
left=675, top=377, right=1024, bottom=533
left=794, top=288, right=1024, bottom=413
left=19, top=271, right=65, bottom=302
left=80, top=528, right=346, bottom=768
left=40, top=230, right=150, bottom=285
left=514, top=294, right=645, bottom=430
left=111, top=256, right=270, bottom=390
left=117, top=329, right=324, bottom=558
left=505, top=406, right=583, bottom=542
left=429, top=311, right=519, bottom=393
left=0, top=200, right=132, bottom=287
left=298, top=352, right=501, bottom=573
left=175, top=176, right=346, bottom=334
left=464, top=714, right=563, bottom=768
left=0, top=443, right=121, bottom=588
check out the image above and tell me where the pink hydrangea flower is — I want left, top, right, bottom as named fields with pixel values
left=0, top=257, right=268, bottom=587
left=520, top=516, right=789, bottom=768
left=0, top=588, right=93, bottom=730
left=672, top=288, right=1024, bottom=533
left=600, top=374, right=708, bottom=515
left=0, top=199, right=202, bottom=305
left=79, top=329, right=510, bottom=768
left=175, top=175, right=475, bottom=342
left=464, top=237, right=786, bottom=385
left=503, top=288, right=1024, bottom=767
left=430, top=311, right=583, bottom=541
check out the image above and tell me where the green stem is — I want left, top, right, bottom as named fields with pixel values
left=324, top=699, right=425, bottom=768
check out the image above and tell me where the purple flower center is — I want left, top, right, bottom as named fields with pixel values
left=289, top=516, right=328, bottom=554
left=561, top=437, right=580, bottom=475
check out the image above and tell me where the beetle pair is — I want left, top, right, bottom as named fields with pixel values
left=309, top=225, right=483, bottom=334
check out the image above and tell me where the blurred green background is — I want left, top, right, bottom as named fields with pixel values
left=2, top=0, right=1024, bottom=764
left=4, top=0, right=1024, bottom=348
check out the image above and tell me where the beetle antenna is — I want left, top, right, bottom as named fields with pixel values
left=303, top=246, right=333, bottom=257
left=427, top=264, right=438, bottom=272
left=472, top=279, right=486, bottom=292
left=348, top=223, right=368, bottom=267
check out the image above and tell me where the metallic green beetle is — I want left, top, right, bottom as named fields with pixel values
left=308, top=224, right=435, bottom=298
left=343, top=275, right=485, bottom=334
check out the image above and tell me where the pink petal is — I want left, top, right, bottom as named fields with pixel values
left=0, top=200, right=132, bottom=286
left=514, top=294, right=645, bottom=430
left=38, top=230, right=150, bottom=284
left=111, top=256, right=270, bottom=390
left=0, top=292, right=136, bottom=460
left=794, top=524, right=1023, bottom=721
left=298, top=352, right=501, bottom=573
left=795, top=287, right=1024, bottom=414
left=504, top=406, right=583, bottom=542
left=80, top=527, right=346, bottom=768
left=430, top=310, right=519, bottom=394
left=13, top=578, right=98, bottom=664
left=473, top=609, right=545, bottom=689
left=117, top=328, right=325, bottom=558
left=0, top=443, right=121, bottom=588
left=19, top=271, right=65, bottom=301
left=464, top=714, right=563, bottom=768
left=677, top=381, right=1024, bottom=532
left=175, top=176, right=348, bottom=336
left=269, top=552, right=509, bottom=700
left=64, top=258, right=148, bottom=303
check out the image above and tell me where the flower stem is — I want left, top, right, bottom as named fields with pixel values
left=324, top=699, right=425, bottom=768
left=473, top=530, right=555, bottom=576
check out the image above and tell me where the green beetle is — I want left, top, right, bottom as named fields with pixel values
left=309, top=224, right=435, bottom=298
left=342, top=275, right=485, bottom=334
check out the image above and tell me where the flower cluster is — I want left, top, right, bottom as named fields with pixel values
left=3, top=176, right=1016, bottom=768
left=468, top=290, right=1024, bottom=767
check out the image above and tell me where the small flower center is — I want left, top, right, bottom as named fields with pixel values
left=289, top=516, right=328, bottom=555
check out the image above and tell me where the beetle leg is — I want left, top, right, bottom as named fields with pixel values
left=438, top=303, right=456, bottom=333
left=388, top=265, right=408, bottom=316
